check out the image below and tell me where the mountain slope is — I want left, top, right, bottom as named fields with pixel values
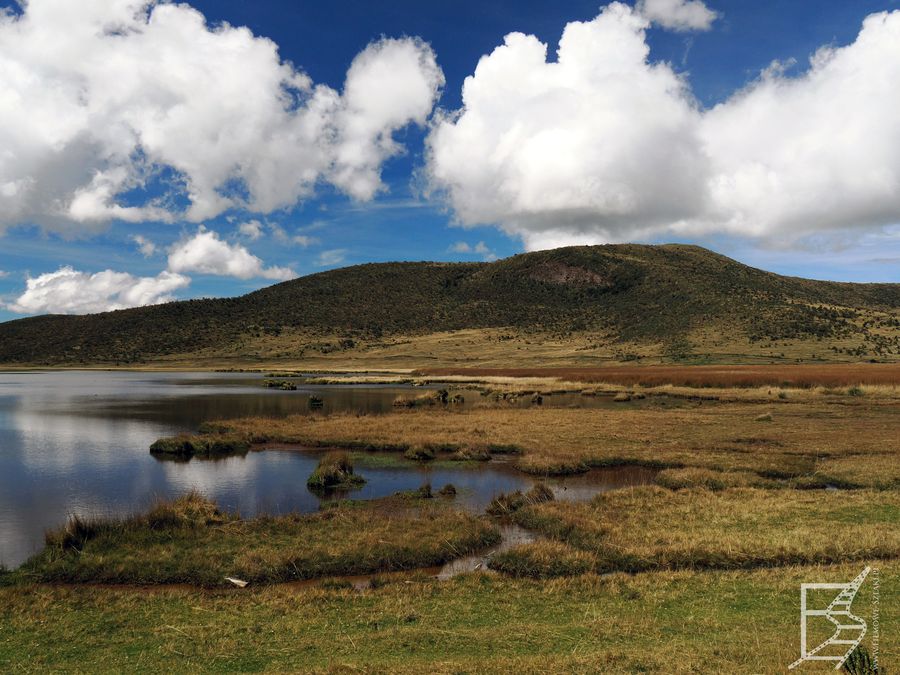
left=1, top=244, right=899, bottom=365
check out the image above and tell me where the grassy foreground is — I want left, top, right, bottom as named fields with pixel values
left=4, top=379, right=897, bottom=671
left=14, top=494, right=498, bottom=587
left=1, top=562, right=893, bottom=673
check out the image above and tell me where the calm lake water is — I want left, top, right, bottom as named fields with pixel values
left=0, top=371, right=656, bottom=568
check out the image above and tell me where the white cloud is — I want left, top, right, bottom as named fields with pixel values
left=330, top=38, right=445, bottom=200
left=316, top=249, right=347, bottom=267
left=693, top=11, right=900, bottom=242
left=292, top=235, right=319, bottom=248
left=167, top=228, right=296, bottom=281
left=130, top=234, right=157, bottom=257
left=449, top=241, right=497, bottom=261
left=637, top=0, right=718, bottom=32
left=238, top=220, right=264, bottom=241
left=7, top=267, right=189, bottom=315
left=427, top=3, right=706, bottom=250
left=0, top=270, right=8, bottom=278
left=427, top=5, right=900, bottom=251
left=0, top=1, right=443, bottom=234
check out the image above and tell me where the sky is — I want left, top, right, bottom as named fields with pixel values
left=1, top=0, right=899, bottom=320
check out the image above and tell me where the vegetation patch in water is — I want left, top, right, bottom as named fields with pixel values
left=264, top=379, right=298, bottom=390
left=149, top=434, right=250, bottom=458
left=18, top=493, right=499, bottom=587
left=306, top=451, right=365, bottom=491
left=486, top=483, right=554, bottom=516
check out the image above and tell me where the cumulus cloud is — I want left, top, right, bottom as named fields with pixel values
left=238, top=220, right=264, bottom=241
left=167, top=228, right=296, bottom=280
left=131, top=234, right=157, bottom=257
left=6, top=267, right=189, bottom=314
left=449, top=242, right=473, bottom=253
left=427, top=3, right=706, bottom=250
left=292, top=235, right=319, bottom=247
left=636, top=0, right=718, bottom=32
left=693, top=11, right=900, bottom=241
left=316, top=249, right=347, bottom=267
left=427, top=4, right=900, bottom=250
left=449, top=241, right=497, bottom=260
left=0, top=0, right=443, bottom=233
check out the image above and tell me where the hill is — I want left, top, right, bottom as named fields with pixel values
left=1, top=244, right=899, bottom=367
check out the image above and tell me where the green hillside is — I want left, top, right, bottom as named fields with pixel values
left=1, top=244, right=899, bottom=366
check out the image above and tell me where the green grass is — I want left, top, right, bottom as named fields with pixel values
left=0, top=562, right=893, bottom=673
left=16, top=494, right=499, bottom=587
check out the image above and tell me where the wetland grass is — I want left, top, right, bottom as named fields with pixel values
left=306, top=451, right=365, bottom=490
left=18, top=494, right=499, bottom=587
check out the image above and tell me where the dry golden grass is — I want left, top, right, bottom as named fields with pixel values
left=218, top=397, right=900, bottom=484
left=513, top=486, right=900, bottom=572
left=653, top=467, right=778, bottom=490
left=20, top=494, right=499, bottom=587
left=422, top=363, right=900, bottom=387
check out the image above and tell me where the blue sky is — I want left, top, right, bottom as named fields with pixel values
left=1, top=0, right=899, bottom=321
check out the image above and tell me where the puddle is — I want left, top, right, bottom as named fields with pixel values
left=435, top=523, right=537, bottom=580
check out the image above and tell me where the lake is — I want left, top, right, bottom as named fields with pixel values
left=0, top=371, right=656, bottom=567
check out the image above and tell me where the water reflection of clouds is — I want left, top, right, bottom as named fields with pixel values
left=0, top=371, right=655, bottom=568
